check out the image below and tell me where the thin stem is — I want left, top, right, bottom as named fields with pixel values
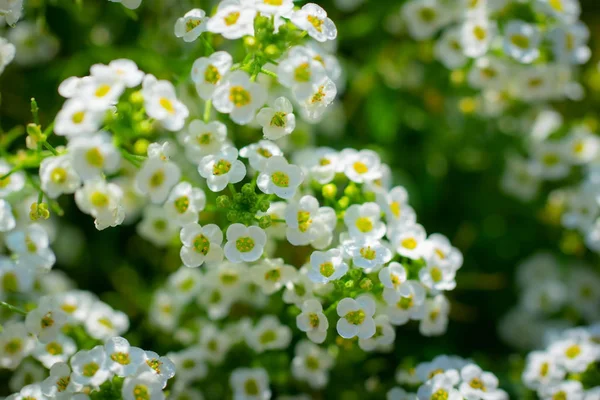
left=30, top=98, right=40, bottom=125
left=260, top=68, right=278, bottom=79
left=42, top=141, right=59, bottom=156
left=0, top=166, right=22, bottom=181
left=119, top=148, right=144, bottom=168
left=201, top=35, right=215, bottom=55
left=0, top=301, right=27, bottom=316
left=203, top=100, right=212, bottom=123
left=228, top=183, right=237, bottom=196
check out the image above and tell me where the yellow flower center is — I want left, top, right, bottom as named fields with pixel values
left=98, top=317, right=114, bottom=329
left=309, top=312, right=320, bottom=328
left=270, top=112, right=287, bottom=127
left=473, top=25, right=487, bottom=41
left=86, top=148, right=104, bottom=168
left=319, top=262, right=335, bottom=277
left=82, top=362, right=100, bottom=377
left=297, top=210, right=312, bottom=232
left=72, top=111, right=85, bottom=124
left=224, top=11, right=240, bottom=26
left=419, top=7, right=436, bottom=22
left=51, top=167, right=68, bottom=184
left=390, top=201, right=401, bottom=218
left=470, top=377, right=487, bottom=391
left=229, top=86, right=252, bottom=107
left=41, top=312, right=55, bottom=329
left=264, top=0, right=283, bottom=5
left=160, top=97, right=175, bottom=114
left=174, top=196, right=190, bottom=214
left=310, top=85, right=326, bottom=104
left=110, top=352, right=131, bottom=365
left=186, top=18, right=202, bottom=32
left=259, top=329, right=276, bottom=344
left=4, top=338, right=23, bottom=354
left=204, top=65, right=221, bottom=85
left=360, top=246, right=377, bottom=260
left=220, top=272, right=239, bottom=285
left=56, top=376, right=70, bottom=392
left=95, top=84, right=111, bottom=98
left=510, top=34, right=530, bottom=49
left=305, top=355, right=320, bottom=370
left=197, top=133, right=212, bottom=145
left=193, top=234, right=211, bottom=255
left=540, top=362, right=549, bottom=377
left=553, top=391, right=567, bottom=400
left=355, top=217, right=373, bottom=233
left=431, top=388, right=449, bottom=400
left=353, top=161, right=368, bottom=174
left=146, top=359, right=162, bottom=374
left=245, top=379, right=259, bottom=395
left=397, top=295, right=414, bottom=310
left=257, top=147, right=273, bottom=158
left=345, top=309, right=366, bottom=325
left=236, top=236, right=255, bottom=253
left=150, top=170, right=165, bottom=187
left=543, top=153, right=560, bottom=166
left=133, top=384, right=150, bottom=400
left=271, top=171, right=290, bottom=188
left=430, top=267, right=443, bottom=282
left=213, top=159, right=232, bottom=176
left=2, top=272, right=18, bottom=293
left=294, top=63, right=312, bottom=83
left=565, top=344, right=581, bottom=359
left=307, top=15, right=323, bottom=32
left=549, top=0, right=563, bottom=12
left=264, top=267, right=281, bottom=281
left=401, top=237, right=417, bottom=250
left=46, top=341, right=63, bottom=355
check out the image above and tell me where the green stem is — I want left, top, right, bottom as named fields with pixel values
left=42, top=141, right=59, bottom=156
left=0, top=166, right=22, bottom=181
left=119, top=148, right=144, bottom=168
left=201, top=35, right=215, bottom=55
left=30, top=98, right=40, bottom=125
left=260, top=68, right=278, bottom=79
left=0, top=301, right=27, bottom=316
left=203, top=100, right=212, bottom=123
left=228, top=183, right=237, bottom=196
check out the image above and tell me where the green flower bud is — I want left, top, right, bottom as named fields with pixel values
left=133, top=139, right=150, bottom=156
left=264, top=44, right=280, bottom=58
left=244, top=36, right=257, bottom=49
left=26, top=123, right=42, bottom=139
left=233, top=193, right=243, bottom=203
left=258, top=215, right=272, bottom=229
left=258, top=200, right=271, bottom=212
left=359, top=278, right=373, bottom=291
left=344, top=183, right=360, bottom=198
left=129, top=90, right=144, bottom=106
left=241, top=183, right=254, bottom=196
left=322, top=183, right=337, bottom=199
left=338, top=196, right=350, bottom=210
left=227, top=211, right=239, bottom=222
left=216, top=195, right=231, bottom=209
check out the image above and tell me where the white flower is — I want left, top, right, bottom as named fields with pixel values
left=252, top=258, right=296, bottom=294
left=39, top=155, right=81, bottom=199
left=41, top=362, right=78, bottom=397
left=33, top=334, right=77, bottom=369
left=166, top=267, right=202, bottom=304
left=402, top=0, right=449, bottom=40
left=549, top=337, right=598, bottom=373
left=342, top=149, right=382, bottom=184
left=424, top=233, right=463, bottom=271
left=0, top=257, right=35, bottom=297
left=434, top=27, right=468, bottom=69
left=379, top=262, right=407, bottom=290
left=175, top=9, right=209, bottom=42
left=0, top=322, right=36, bottom=370
left=343, top=237, right=392, bottom=270
left=254, top=0, right=294, bottom=15
left=75, top=178, right=125, bottom=230
left=419, top=295, right=450, bottom=336
left=257, top=156, right=304, bottom=199
left=467, top=56, right=509, bottom=90
left=240, top=140, right=283, bottom=172
left=54, top=98, right=104, bottom=137
left=53, top=290, right=96, bottom=323
left=416, top=372, right=462, bottom=400
left=136, top=157, right=181, bottom=204
left=299, top=77, right=337, bottom=121
left=137, top=351, right=176, bottom=388
left=230, top=367, right=271, bottom=400
left=179, top=119, right=228, bottom=163
left=536, top=0, right=580, bottom=23
left=298, top=147, right=339, bottom=184
left=246, top=315, right=292, bottom=353
left=344, top=202, right=386, bottom=239
left=291, top=340, right=334, bottom=389
left=84, top=302, right=129, bottom=341
left=563, top=128, right=599, bottom=164
left=137, top=205, right=180, bottom=247
left=550, top=22, right=590, bottom=65
left=212, top=71, right=267, bottom=125
left=90, top=59, right=144, bottom=88
left=308, top=248, right=348, bottom=284
left=358, top=315, right=396, bottom=352
left=199, top=324, right=232, bottom=364
left=0, top=38, right=15, bottom=75
left=378, top=186, right=416, bottom=227
left=6, top=224, right=55, bottom=271
left=279, top=48, right=327, bottom=99
left=180, top=222, right=224, bottom=267
left=206, top=0, right=256, bottom=40
left=290, top=3, right=337, bottom=42
left=296, top=299, right=329, bottom=344
left=77, top=72, right=125, bottom=111
left=256, top=97, right=296, bottom=140
left=540, top=380, right=584, bottom=400
left=0, top=160, right=25, bottom=196
left=69, top=132, right=121, bottom=180
left=285, top=195, right=336, bottom=248
left=70, top=345, right=111, bottom=388
left=0, top=0, right=22, bottom=26
left=224, top=223, right=266, bottom=263
left=461, top=15, right=496, bottom=58
left=192, top=51, right=233, bottom=101
left=6, top=383, right=48, bottom=400
left=522, top=351, right=565, bottom=390
left=143, top=76, right=189, bottom=131
left=25, top=301, right=67, bottom=343
left=104, top=337, right=145, bottom=377
left=164, top=182, right=206, bottom=226
left=0, top=199, right=16, bottom=232
left=532, top=141, right=570, bottom=180
left=383, top=281, right=426, bottom=325
left=122, top=371, right=166, bottom=400
left=391, top=223, right=427, bottom=260
left=503, top=20, right=541, bottom=64
left=336, top=295, right=377, bottom=339
left=198, top=146, right=246, bottom=192
left=419, top=258, right=456, bottom=291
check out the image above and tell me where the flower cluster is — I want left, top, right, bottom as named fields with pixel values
left=401, top=0, right=589, bottom=105
left=0, top=288, right=175, bottom=399
left=390, top=355, right=508, bottom=400
left=521, top=325, right=600, bottom=399
left=499, top=252, right=600, bottom=351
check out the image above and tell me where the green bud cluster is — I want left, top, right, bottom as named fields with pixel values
left=218, top=183, right=272, bottom=226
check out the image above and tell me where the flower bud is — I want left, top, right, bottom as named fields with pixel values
left=359, top=278, right=373, bottom=291
left=129, top=90, right=144, bottom=106
left=26, top=123, right=42, bottom=140
left=322, top=183, right=337, bottom=199
left=258, top=215, right=272, bottom=229
left=258, top=200, right=271, bottom=212
left=241, top=183, right=254, bottom=196
left=133, top=139, right=150, bottom=156
left=216, top=195, right=231, bottom=209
